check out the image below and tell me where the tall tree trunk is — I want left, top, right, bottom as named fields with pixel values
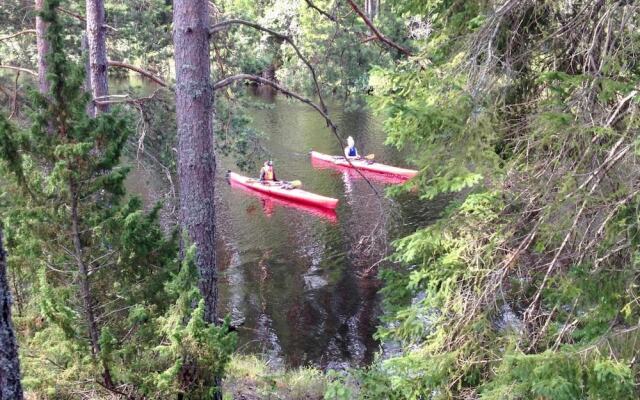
left=173, top=0, right=218, bottom=326
left=35, top=0, right=49, bottom=95
left=70, top=182, right=114, bottom=389
left=85, top=0, right=109, bottom=115
left=173, top=1, right=220, bottom=396
left=0, top=227, right=24, bottom=400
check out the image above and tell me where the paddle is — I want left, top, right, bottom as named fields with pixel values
left=249, top=178, right=302, bottom=189
left=333, top=153, right=375, bottom=161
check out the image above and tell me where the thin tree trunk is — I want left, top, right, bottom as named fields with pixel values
left=35, top=0, right=49, bottom=95
left=0, top=226, right=24, bottom=400
left=173, top=0, right=218, bottom=326
left=81, top=34, right=94, bottom=116
left=85, top=0, right=109, bottom=115
left=69, top=181, right=114, bottom=389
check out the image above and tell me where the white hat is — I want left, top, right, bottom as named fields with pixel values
left=347, top=136, right=355, bottom=147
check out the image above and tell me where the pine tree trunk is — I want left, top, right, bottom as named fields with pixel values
left=173, top=0, right=218, bottom=327
left=0, top=227, right=24, bottom=400
left=35, top=0, right=49, bottom=95
left=69, top=182, right=114, bottom=389
left=85, top=0, right=109, bottom=115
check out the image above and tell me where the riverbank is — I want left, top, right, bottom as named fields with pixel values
left=223, top=355, right=357, bottom=400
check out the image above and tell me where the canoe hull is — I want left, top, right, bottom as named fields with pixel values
left=310, top=151, right=418, bottom=179
left=229, top=179, right=337, bottom=222
left=228, top=172, right=339, bottom=210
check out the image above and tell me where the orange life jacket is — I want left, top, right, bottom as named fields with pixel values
left=261, top=166, right=274, bottom=180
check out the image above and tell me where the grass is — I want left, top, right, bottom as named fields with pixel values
left=223, top=355, right=331, bottom=400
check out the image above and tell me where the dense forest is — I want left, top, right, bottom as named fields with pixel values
left=1, top=0, right=639, bottom=399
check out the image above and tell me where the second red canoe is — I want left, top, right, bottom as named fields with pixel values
left=310, top=151, right=418, bottom=179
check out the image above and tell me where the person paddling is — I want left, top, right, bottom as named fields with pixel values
left=259, top=160, right=277, bottom=183
left=344, top=136, right=359, bottom=159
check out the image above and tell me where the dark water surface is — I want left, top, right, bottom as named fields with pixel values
left=126, top=85, right=444, bottom=369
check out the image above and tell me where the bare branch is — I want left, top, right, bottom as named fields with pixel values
left=107, top=61, right=167, bottom=87
left=94, top=88, right=163, bottom=105
left=303, top=0, right=337, bottom=22
left=0, top=65, right=36, bottom=76
left=58, top=7, right=85, bottom=22
left=210, top=19, right=328, bottom=113
left=58, top=7, right=117, bottom=31
left=0, top=29, right=36, bottom=42
left=346, top=0, right=413, bottom=56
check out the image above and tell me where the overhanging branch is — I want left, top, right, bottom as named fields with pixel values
left=107, top=61, right=167, bottom=87
left=0, top=65, right=36, bottom=76
left=346, top=0, right=413, bottom=56
left=210, top=19, right=327, bottom=113
left=0, top=29, right=36, bottom=42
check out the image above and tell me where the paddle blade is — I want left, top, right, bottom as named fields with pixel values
left=365, top=154, right=375, bottom=160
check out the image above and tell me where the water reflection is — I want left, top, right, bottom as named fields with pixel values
left=125, top=84, right=442, bottom=368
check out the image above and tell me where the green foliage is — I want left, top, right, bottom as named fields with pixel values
left=481, top=351, right=635, bottom=400
left=152, top=247, right=237, bottom=398
left=360, top=0, right=640, bottom=399
left=0, top=2, right=235, bottom=397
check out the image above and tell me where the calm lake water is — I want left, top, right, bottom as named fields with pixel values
left=126, top=85, right=444, bottom=369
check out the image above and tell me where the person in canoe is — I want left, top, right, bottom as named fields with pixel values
left=259, top=160, right=277, bottom=183
left=344, top=136, right=359, bottom=159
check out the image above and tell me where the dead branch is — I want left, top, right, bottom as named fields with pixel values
left=303, top=0, right=337, bottom=22
left=0, top=29, right=36, bottom=42
left=210, top=19, right=327, bottom=113
left=93, top=88, right=163, bottom=105
left=107, top=61, right=167, bottom=87
left=346, top=0, right=413, bottom=56
left=0, top=65, right=36, bottom=76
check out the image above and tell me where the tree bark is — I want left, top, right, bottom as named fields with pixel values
left=0, top=226, right=24, bottom=400
left=173, top=1, right=220, bottom=396
left=85, top=0, right=110, bottom=115
left=35, top=0, right=49, bottom=95
left=173, top=0, right=218, bottom=325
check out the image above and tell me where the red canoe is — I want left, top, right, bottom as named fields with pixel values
left=228, top=172, right=339, bottom=210
left=229, top=178, right=337, bottom=222
left=310, top=151, right=418, bottom=179
left=311, top=157, right=408, bottom=185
